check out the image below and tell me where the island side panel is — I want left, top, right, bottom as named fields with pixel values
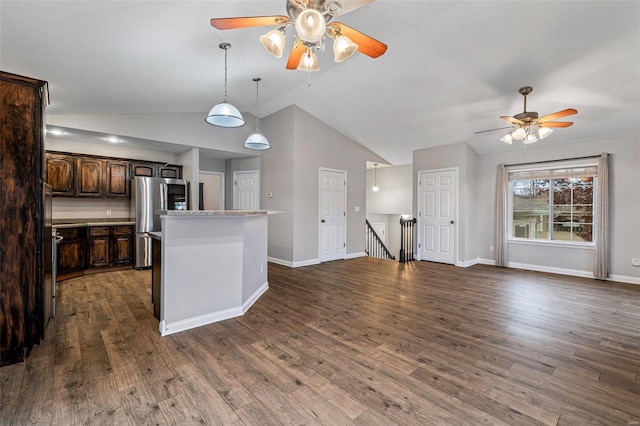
left=241, top=215, right=269, bottom=308
left=161, top=216, right=243, bottom=334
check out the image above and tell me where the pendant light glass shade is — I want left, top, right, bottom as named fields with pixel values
left=372, top=163, right=379, bottom=191
left=297, top=49, right=320, bottom=72
left=538, top=126, right=553, bottom=139
left=244, top=133, right=271, bottom=150
left=244, top=77, right=270, bottom=150
left=260, top=28, right=286, bottom=58
left=500, top=133, right=513, bottom=144
left=206, top=43, right=245, bottom=128
left=333, top=35, right=358, bottom=62
left=295, top=9, right=326, bottom=42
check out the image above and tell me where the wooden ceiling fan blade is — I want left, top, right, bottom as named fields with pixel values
left=286, top=41, right=306, bottom=70
left=499, top=115, right=525, bottom=125
left=329, top=22, right=387, bottom=58
left=210, top=16, right=289, bottom=30
left=540, top=121, right=574, bottom=128
left=537, top=108, right=577, bottom=123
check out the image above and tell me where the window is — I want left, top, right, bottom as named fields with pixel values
left=509, top=166, right=596, bottom=243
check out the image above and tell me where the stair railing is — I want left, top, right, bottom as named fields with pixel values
left=399, top=217, right=416, bottom=262
left=365, top=220, right=395, bottom=260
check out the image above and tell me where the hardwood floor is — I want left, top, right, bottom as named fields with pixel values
left=2, top=258, right=639, bottom=425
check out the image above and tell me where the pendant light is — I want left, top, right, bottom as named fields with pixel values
left=206, top=43, right=245, bottom=128
left=372, top=163, right=379, bottom=192
left=244, top=77, right=270, bottom=150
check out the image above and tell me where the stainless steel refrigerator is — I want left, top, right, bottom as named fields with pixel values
left=131, top=176, right=187, bottom=268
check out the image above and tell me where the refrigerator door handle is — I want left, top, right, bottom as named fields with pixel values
left=160, top=182, right=167, bottom=210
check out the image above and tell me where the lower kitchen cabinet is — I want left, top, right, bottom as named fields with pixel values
left=57, top=227, right=87, bottom=277
left=87, top=225, right=133, bottom=269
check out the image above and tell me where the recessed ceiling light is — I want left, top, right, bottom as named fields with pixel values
left=105, top=136, right=123, bottom=143
left=46, top=129, right=65, bottom=136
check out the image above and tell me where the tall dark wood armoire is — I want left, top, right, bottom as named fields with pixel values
left=0, top=71, right=49, bottom=365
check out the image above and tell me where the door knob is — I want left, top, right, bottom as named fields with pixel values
left=321, top=219, right=326, bottom=223
left=450, top=220, right=455, bottom=224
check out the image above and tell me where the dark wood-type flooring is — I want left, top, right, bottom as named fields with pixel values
left=2, top=258, right=639, bottom=425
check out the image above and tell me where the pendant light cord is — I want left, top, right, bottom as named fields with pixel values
left=219, top=43, right=231, bottom=103
left=253, top=77, right=261, bottom=132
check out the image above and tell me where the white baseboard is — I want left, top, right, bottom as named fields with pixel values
left=457, top=258, right=480, bottom=268
left=476, top=258, right=640, bottom=285
left=346, top=252, right=367, bottom=260
left=160, top=281, right=269, bottom=336
left=268, top=256, right=321, bottom=268
left=268, top=257, right=293, bottom=267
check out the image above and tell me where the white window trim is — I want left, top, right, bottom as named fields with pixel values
left=507, top=165, right=597, bottom=248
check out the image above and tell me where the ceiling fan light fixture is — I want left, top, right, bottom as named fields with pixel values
left=538, top=126, right=554, bottom=139
left=500, top=133, right=513, bottom=144
left=297, top=49, right=320, bottom=72
left=295, top=9, right=326, bottom=43
left=512, top=127, right=527, bottom=141
left=260, top=27, right=286, bottom=58
left=206, top=43, right=245, bottom=128
left=333, top=35, right=358, bottom=62
left=524, top=133, right=537, bottom=144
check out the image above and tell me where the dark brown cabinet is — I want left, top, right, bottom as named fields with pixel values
left=46, top=153, right=74, bottom=196
left=75, top=157, right=104, bottom=197
left=104, top=160, right=130, bottom=198
left=87, top=225, right=133, bottom=269
left=132, top=161, right=157, bottom=177
left=0, top=71, right=48, bottom=365
left=57, top=227, right=87, bottom=277
left=159, top=165, right=182, bottom=179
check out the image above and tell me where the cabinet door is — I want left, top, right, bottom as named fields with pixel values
left=56, top=227, right=87, bottom=275
left=46, top=153, right=75, bottom=196
left=132, top=162, right=157, bottom=177
left=159, top=165, right=182, bottom=179
left=88, top=236, right=111, bottom=268
left=104, top=160, right=130, bottom=198
left=75, top=157, right=104, bottom=197
left=112, top=226, right=134, bottom=265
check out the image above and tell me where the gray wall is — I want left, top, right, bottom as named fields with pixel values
left=261, top=105, right=385, bottom=265
left=366, top=164, right=413, bottom=215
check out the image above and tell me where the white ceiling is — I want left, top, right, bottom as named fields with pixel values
left=2, top=1, right=638, bottom=165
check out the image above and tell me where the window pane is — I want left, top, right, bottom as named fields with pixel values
left=573, top=224, right=593, bottom=242
left=512, top=179, right=549, bottom=240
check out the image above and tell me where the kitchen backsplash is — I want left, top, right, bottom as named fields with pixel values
left=52, top=197, right=130, bottom=219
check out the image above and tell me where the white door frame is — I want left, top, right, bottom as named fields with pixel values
left=318, top=167, right=347, bottom=262
left=417, top=167, right=459, bottom=265
left=199, top=171, right=225, bottom=210
left=233, top=170, right=260, bottom=210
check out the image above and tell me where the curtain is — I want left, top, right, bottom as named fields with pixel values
left=594, top=153, right=609, bottom=279
left=495, top=164, right=508, bottom=267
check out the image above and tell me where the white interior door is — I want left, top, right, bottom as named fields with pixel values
left=199, top=172, right=224, bottom=210
left=319, top=168, right=346, bottom=262
left=418, top=169, right=457, bottom=264
left=233, top=170, right=260, bottom=210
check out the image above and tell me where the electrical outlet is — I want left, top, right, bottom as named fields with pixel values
left=354, top=206, right=360, bottom=212
left=489, top=245, right=494, bottom=252
left=267, top=192, right=273, bottom=198
left=106, top=209, right=112, bottom=216
left=632, top=259, right=640, bottom=267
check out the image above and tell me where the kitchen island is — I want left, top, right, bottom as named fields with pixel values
left=152, top=210, right=269, bottom=336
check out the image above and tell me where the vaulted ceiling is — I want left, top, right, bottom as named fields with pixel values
left=2, top=1, right=638, bottom=165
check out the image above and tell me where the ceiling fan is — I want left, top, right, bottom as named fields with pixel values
left=477, top=86, right=578, bottom=144
left=210, top=0, right=387, bottom=72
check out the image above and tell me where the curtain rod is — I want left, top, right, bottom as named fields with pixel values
left=504, top=153, right=607, bottom=168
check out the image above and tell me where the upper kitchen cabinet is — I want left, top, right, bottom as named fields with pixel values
left=75, top=156, right=104, bottom=197
left=46, top=152, right=131, bottom=198
left=0, top=71, right=48, bottom=366
left=133, top=161, right=182, bottom=179
left=132, top=161, right=157, bottom=177
left=104, top=159, right=130, bottom=198
left=46, top=153, right=74, bottom=196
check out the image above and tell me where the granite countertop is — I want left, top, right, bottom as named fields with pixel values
left=53, top=218, right=136, bottom=228
left=159, top=210, right=269, bottom=217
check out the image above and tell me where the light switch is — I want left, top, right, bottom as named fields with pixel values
left=354, top=206, right=360, bottom=212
